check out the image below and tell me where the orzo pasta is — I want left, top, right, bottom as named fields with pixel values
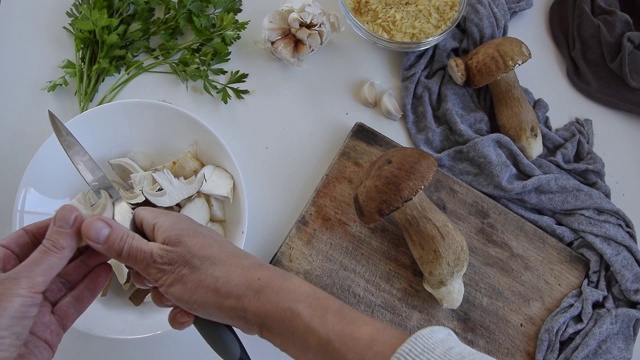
left=345, top=0, right=459, bottom=42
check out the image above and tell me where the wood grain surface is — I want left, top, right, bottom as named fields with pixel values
left=271, top=122, right=588, bottom=359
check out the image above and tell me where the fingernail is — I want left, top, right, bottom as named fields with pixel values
left=162, top=296, right=174, bottom=307
left=176, top=310, right=190, bottom=324
left=85, top=219, right=111, bottom=245
left=54, top=206, right=78, bottom=230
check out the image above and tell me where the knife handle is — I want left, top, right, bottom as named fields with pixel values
left=193, top=317, right=251, bottom=360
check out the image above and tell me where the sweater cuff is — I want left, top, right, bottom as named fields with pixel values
left=391, top=326, right=494, bottom=360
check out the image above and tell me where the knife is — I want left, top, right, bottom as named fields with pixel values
left=48, top=110, right=251, bottom=360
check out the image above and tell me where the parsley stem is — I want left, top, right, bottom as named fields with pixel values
left=97, top=61, right=166, bottom=105
left=47, top=0, right=250, bottom=111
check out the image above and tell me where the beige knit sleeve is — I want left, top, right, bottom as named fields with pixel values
left=391, top=326, right=494, bottom=360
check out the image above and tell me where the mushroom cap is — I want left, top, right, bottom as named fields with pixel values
left=354, top=147, right=438, bottom=225
left=460, top=36, right=531, bottom=88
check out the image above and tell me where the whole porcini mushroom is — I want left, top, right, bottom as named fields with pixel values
left=354, top=147, right=469, bottom=309
left=448, top=36, right=543, bottom=160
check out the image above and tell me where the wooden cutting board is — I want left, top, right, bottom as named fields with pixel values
left=271, top=122, right=587, bottom=359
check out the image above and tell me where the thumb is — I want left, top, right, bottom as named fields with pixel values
left=17, top=205, right=82, bottom=291
left=81, top=216, right=158, bottom=273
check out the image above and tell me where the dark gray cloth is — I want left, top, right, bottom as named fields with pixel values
left=400, top=0, right=640, bottom=359
left=549, top=0, right=640, bottom=115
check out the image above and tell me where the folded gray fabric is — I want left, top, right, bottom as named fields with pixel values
left=400, top=0, right=640, bottom=358
left=549, top=0, right=640, bottom=115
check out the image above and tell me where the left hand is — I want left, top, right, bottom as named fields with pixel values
left=0, top=205, right=112, bottom=360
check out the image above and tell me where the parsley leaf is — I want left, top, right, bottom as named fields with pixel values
left=45, top=0, right=250, bottom=112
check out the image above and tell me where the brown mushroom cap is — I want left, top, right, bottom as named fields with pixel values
left=460, top=36, right=531, bottom=88
left=354, top=147, right=438, bottom=225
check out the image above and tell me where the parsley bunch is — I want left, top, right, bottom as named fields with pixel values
left=46, top=0, right=250, bottom=112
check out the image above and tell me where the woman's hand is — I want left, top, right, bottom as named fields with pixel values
left=82, top=207, right=409, bottom=360
left=0, top=205, right=112, bottom=360
left=81, top=207, right=268, bottom=334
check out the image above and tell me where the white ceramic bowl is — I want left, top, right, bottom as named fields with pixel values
left=339, top=0, right=467, bottom=52
left=13, top=99, right=248, bottom=338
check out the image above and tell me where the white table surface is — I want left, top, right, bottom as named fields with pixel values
left=0, top=0, right=638, bottom=359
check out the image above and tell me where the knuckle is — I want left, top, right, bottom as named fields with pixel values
left=112, top=231, right=145, bottom=263
left=136, top=207, right=171, bottom=241
left=146, top=249, right=190, bottom=292
left=40, top=232, right=76, bottom=258
left=130, top=270, right=148, bottom=289
left=150, top=288, right=173, bottom=308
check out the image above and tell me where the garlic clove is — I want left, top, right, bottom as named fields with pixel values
left=327, top=13, right=343, bottom=33
left=264, top=8, right=289, bottom=29
left=266, top=26, right=291, bottom=42
left=271, top=34, right=296, bottom=62
left=288, top=12, right=302, bottom=29
left=262, top=0, right=342, bottom=66
left=380, top=91, right=403, bottom=120
left=316, top=28, right=326, bottom=42
left=298, top=11, right=314, bottom=25
left=295, top=42, right=312, bottom=56
left=294, top=27, right=311, bottom=43
left=360, top=81, right=378, bottom=108
left=307, top=31, right=321, bottom=50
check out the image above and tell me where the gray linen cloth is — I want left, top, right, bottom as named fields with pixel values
left=401, top=0, right=640, bottom=358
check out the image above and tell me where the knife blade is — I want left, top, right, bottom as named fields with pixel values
left=48, top=110, right=134, bottom=229
left=48, top=110, right=251, bottom=360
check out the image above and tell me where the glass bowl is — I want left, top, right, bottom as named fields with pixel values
left=339, top=0, right=467, bottom=52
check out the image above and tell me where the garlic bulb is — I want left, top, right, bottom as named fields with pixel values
left=380, top=91, right=403, bottom=121
left=263, top=0, right=342, bottom=66
left=360, top=81, right=377, bottom=108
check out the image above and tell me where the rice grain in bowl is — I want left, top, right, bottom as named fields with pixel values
left=340, top=0, right=466, bottom=51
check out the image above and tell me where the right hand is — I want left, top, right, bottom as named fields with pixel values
left=81, top=207, right=268, bottom=334
left=83, top=208, right=413, bottom=360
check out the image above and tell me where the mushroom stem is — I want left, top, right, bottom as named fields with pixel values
left=488, top=71, right=543, bottom=160
left=392, top=191, right=468, bottom=309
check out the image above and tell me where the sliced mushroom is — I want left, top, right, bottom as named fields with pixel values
left=198, top=165, right=234, bottom=202
left=109, top=259, right=132, bottom=290
left=110, top=177, right=133, bottom=192
left=70, top=189, right=114, bottom=219
left=129, top=288, right=151, bottom=306
left=207, top=194, right=226, bottom=222
left=108, top=157, right=146, bottom=184
left=142, top=169, right=205, bottom=207
left=206, top=221, right=226, bottom=237
left=171, top=151, right=205, bottom=179
left=116, top=171, right=155, bottom=204
left=108, top=157, right=151, bottom=203
left=130, top=172, right=155, bottom=191
left=180, top=193, right=211, bottom=225
left=118, top=189, right=146, bottom=204
left=125, top=152, right=153, bottom=171
left=152, top=151, right=204, bottom=180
